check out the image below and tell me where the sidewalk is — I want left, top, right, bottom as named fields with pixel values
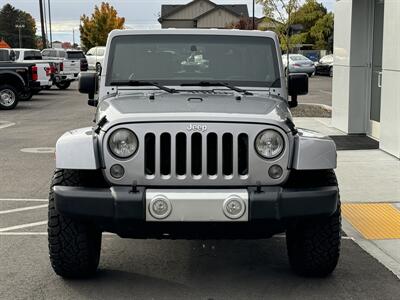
left=295, top=117, right=400, bottom=278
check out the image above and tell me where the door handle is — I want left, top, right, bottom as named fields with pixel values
left=378, top=71, right=382, bottom=88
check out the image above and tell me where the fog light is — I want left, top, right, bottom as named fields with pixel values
left=223, top=196, right=246, bottom=219
left=149, top=196, right=172, bottom=219
left=269, top=165, right=283, bottom=179
left=110, top=164, right=125, bottom=179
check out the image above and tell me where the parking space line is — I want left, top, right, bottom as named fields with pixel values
left=0, top=121, right=16, bottom=130
left=0, top=221, right=47, bottom=232
left=0, top=198, right=47, bottom=202
left=0, top=204, right=48, bottom=215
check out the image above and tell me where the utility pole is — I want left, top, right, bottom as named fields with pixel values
left=48, top=0, right=53, bottom=48
left=39, top=0, right=47, bottom=49
left=252, top=0, right=255, bottom=30
left=15, top=24, right=25, bottom=48
left=73, top=29, right=75, bottom=48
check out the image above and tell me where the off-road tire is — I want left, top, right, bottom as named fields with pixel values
left=18, top=90, right=33, bottom=101
left=285, top=169, right=341, bottom=277
left=0, top=84, right=19, bottom=110
left=48, top=169, right=102, bottom=278
left=55, top=81, right=71, bottom=90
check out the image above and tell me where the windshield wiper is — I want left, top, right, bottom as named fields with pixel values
left=181, top=81, right=253, bottom=96
left=110, top=80, right=178, bottom=94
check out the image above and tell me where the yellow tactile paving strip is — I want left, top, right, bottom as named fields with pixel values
left=342, top=203, right=400, bottom=240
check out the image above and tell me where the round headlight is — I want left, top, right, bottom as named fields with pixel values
left=108, top=129, right=138, bottom=158
left=255, top=130, right=284, bottom=159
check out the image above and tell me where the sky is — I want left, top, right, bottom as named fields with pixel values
left=1, top=0, right=334, bottom=43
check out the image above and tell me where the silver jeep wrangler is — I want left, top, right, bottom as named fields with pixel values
left=48, top=29, right=340, bottom=278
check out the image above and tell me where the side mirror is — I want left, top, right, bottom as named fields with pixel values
left=287, top=73, right=308, bottom=108
left=79, top=72, right=98, bottom=105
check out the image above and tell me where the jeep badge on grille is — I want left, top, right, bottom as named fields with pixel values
left=187, top=124, right=207, bottom=132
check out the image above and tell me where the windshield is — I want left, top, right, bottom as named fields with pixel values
left=107, top=34, right=281, bottom=88
left=67, top=51, right=85, bottom=59
left=24, top=51, right=42, bottom=60
left=290, top=55, right=308, bottom=61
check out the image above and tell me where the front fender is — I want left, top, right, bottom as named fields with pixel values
left=56, top=127, right=100, bottom=170
left=292, top=129, right=337, bottom=170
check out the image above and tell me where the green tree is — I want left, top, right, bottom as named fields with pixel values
left=256, top=0, right=301, bottom=51
left=0, top=4, right=36, bottom=48
left=310, top=12, right=334, bottom=51
left=80, top=2, right=125, bottom=51
left=289, top=0, right=330, bottom=49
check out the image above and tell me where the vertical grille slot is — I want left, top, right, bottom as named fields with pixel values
left=207, top=133, right=218, bottom=176
left=191, top=133, right=202, bottom=176
left=176, top=133, right=186, bottom=176
left=160, top=133, right=171, bottom=175
left=222, top=133, right=233, bottom=175
left=144, top=133, right=155, bottom=175
left=238, top=133, right=249, bottom=176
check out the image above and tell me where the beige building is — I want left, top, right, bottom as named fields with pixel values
left=158, top=0, right=249, bottom=29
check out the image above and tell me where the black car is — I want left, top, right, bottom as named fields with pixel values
left=315, top=54, right=333, bottom=77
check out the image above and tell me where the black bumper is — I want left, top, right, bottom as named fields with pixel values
left=53, top=186, right=338, bottom=222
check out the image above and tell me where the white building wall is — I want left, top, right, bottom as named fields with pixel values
left=332, top=0, right=371, bottom=134
left=380, top=1, right=400, bottom=158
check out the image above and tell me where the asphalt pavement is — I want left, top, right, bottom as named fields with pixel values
left=1, top=83, right=399, bottom=300
left=298, top=75, right=332, bottom=106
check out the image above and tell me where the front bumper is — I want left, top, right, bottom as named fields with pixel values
left=53, top=186, right=338, bottom=222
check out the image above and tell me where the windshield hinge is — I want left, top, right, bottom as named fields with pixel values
left=94, top=116, right=108, bottom=134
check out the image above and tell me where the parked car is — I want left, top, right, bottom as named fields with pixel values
left=41, top=48, right=66, bottom=60
left=86, top=46, right=105, bottom=73
left=49, top=29, right=340, bottom=279
left=0, top=60, right=40, bottom=109
left=315, top=54, right=334, bottom=77
left=13, top=48, right=57, bottom=97
left=281, top=54, right=316, bottom=77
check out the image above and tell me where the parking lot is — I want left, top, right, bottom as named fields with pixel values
left=1, top=81, right=399, bottom=299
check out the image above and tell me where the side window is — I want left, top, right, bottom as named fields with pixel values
left=97, top=48, right=105, bottom=56
left=87, top=48, right=95, bottom=55
left=42, top=50, right=50, bottom=57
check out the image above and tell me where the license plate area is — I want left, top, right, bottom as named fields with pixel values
left=145, top=189, right=248, bottom=222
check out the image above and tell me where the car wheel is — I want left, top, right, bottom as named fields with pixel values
left=55, top=81, right=71, bottom=90
left=329, top=67, right=333, bottom=77
left=96, top=63, right=102, bottom=74
left=0, top=84, right=19, bottom=110
left=19, top=90, right=34, bottom=101
left=48, top=169, right=102, bottom=278
left=285, top=169, right=341, bottom=277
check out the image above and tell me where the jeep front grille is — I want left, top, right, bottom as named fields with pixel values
left=103, top=123, right=291, bottom=186
left=144, top=132, right=249, bottom=179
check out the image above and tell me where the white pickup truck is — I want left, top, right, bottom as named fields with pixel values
left=42, top=49, right=88, bottom=89
left=13, top=48, right=56, bottom=95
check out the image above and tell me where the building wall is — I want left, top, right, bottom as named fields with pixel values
left=332, top=0, right=371, bottom=134
left=167, top=0, right=215, bottom=20
left=332, top=0, right=400, bottom=158
left=380, top=1, right=400, bottom=157
left=197, top=8, right=239, bottom=28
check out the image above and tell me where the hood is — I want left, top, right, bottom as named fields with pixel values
left=96, top=92, right=293, bottom=132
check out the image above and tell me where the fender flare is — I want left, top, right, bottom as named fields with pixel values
left=56, top=127, right=100, bottom=170
left=0, top=70, right=26, bottom=88
left=292, top=129, right=337, bottom=170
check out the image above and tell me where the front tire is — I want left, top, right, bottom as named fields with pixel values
left=0, top=84, right=19, bottom=110
left=19, top=90, right=34, bottom=101
left=55, top=81, right=71, bottom=90
left=285, top=170, right=341, bottom=277
left=48, top=169, right=102, bottom=278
